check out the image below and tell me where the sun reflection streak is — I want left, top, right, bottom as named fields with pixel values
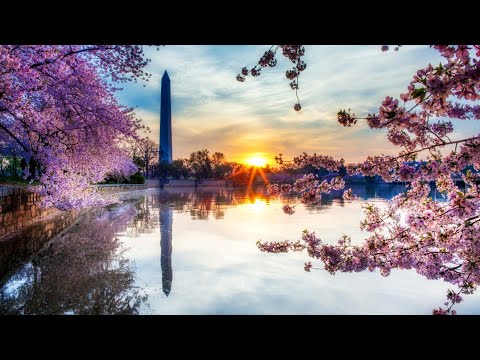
left=247, top=167, right=257, bottom=191
left=257, top=167, right=269, bottom=186
left=246, top=198, right=267, bottom=213
left=226, top=161, right=270, bottom=201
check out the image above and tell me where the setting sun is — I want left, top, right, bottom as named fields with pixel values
left=246, top=156, right=267, bottom=167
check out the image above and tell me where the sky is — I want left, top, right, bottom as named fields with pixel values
left=116, top=45, right=480, bottom=165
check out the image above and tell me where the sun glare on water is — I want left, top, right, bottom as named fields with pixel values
left=246, top=156, right=267, bottom=167
left=246, top=198, right=267, bottom=212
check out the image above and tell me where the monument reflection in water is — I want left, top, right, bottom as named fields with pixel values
left=2, top=184, right=467, bottom=315
left=159, top=206, right=173, bottom=296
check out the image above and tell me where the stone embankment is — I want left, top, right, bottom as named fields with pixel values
left=0, top=184, right=147, bottom=238
left=0, top=187, right=59, bottom=237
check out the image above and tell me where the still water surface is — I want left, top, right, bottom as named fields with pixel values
left=1, top=184, right=479, bottom=314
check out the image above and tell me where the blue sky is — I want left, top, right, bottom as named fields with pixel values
left=117, top=45, right=480, bottom=164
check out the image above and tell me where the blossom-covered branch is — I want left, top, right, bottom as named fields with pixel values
left=0, top=45, right=152, bottom=209
left=258, top=45, right=480, bottom=314
left=237, top=45, right=306, bottom=111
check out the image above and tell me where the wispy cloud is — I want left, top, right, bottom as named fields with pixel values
left=117, top=45, right=480, bottom=164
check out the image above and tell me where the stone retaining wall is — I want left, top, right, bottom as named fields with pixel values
left=0, top=208, right=81, bottom=284
left=0, top=187, right=59, bottom=237
left=0, top=184, right=152, bottom=238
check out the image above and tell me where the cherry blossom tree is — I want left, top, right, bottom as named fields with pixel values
left=0, top=45, right=152, bottom=210
left=244, top=45, right=480, bottom=314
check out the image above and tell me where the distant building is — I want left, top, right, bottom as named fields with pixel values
left=160, top=71, right=172, bottom=163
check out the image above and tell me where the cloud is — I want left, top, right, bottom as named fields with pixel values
left=117, top=45, right=480, bottom=164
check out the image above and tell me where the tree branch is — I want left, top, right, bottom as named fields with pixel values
left=0, top=123, right=29, bottom=153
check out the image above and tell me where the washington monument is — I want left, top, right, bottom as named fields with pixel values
left=160, top=70, right=172, bottom=163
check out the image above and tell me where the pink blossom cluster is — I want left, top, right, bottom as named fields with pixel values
left=266, top=183, right=292, bottom=196
left=256, top=239, right=305, bottom=253
left=342, top=189, right=357, bottom=201
left=260, top=45, right=480, bottom=314
left=0, top=46, right=150, bottom=209
left=381, top=45, right=402, bottom=52
left=291, top=152, right=344, bottom=171
left=282, top=204, right=295, bottom=215
left=337, top=109, right=357, bottom=127
left=336, top=48, right=480, bottom=159
left=447, top=103, right=480, bottom=120
left=268, top=173, right=355, bottom=214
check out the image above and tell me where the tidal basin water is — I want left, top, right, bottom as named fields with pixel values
left=1, top=184, right=480, bottom=315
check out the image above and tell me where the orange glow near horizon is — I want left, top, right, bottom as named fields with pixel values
left=245, top=156, right=267, bottom=167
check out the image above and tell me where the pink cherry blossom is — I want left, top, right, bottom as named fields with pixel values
left=257, top=45, right=480, bottom=314
left=282, top=204, right=295, bottom=215
left=0, top=46, right=151, bottom=209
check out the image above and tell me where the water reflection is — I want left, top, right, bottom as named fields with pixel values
left=0, top=183, right=465, bottom=315
left=0, top=202, right=147, bottom=315
left=160, top=206, right=173, bottom=296
left=0, top=184, right=412, bottom=314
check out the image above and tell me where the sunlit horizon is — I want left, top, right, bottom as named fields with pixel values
left=245, top=156, right=268, bottom=167
left=118, top=45, right=480, bottom=164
